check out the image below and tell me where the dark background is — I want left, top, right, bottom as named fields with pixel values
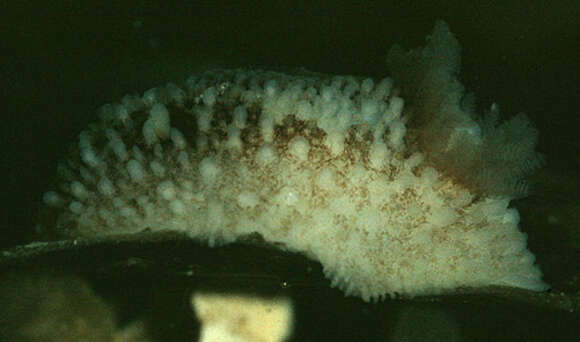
left=1, top=0, right=579, bottom=287
left=0, top=1, right=579, bottom=341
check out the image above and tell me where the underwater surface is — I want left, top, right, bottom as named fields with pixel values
left=1, top=1, right=579, bottom=341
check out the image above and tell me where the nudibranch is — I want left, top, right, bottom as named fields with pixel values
left=38, top=21, right=548, bottom=301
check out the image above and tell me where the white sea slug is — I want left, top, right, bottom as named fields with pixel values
left=38, top=21, right=548, bottom=301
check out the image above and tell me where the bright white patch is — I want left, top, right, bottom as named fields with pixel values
left=192, top=293, right=293, bottom=342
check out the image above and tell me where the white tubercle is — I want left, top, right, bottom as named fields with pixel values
left=361, top=78, right=374, bottom=94
left=199, top=157, right=220, bottom=185
left=388, top=121, right=406, bottom=148
left=373, top=78, right=392, bottom=99
left=323, top=132, right=345, bottom=156
left=126, top=159, right=146, bottom=183
left=69, top=201, right=83, bottom=214
left=237, top=191, right=260, bottom=209
left=142, top=119, right=156, bottom=146
left=131, top=146, right=145, bottom=163
left=360, top=98, right=381, bottom=125
left=151, top=103, right=171, bottom=140
left=169, top=199, right=186, bottom=216
left=197, top=106, right=213, bottom=133
left=264, top=79, right=278, bottom=97
left=226, top=125, right=242, bottom=150
left=256, top=144, right=277, bottom=166
left=149, top=160, right=166, bottom=177
left=170, top=128, right=187, bottom=150
left=106, top=129, right=128, bottom=161
left=177, top=151, right=191, bottom=170
left=388, top=97, right=404, bottom=119
left=78, top=132, right=100, bottom=168
left=157, top=180, right=176, bottom=200
left=259, top=115, right=274, bottom=142
left=202, top=87, right=217, bottom=106
left=369, top=142, right=390, bottom=169
left=70, top=181, right=89, bottom=200
left=288, top=136, right=310, bottom=161
left=232, top=106, right=248, bottom=129
left=97, top=177, right=116, bottom=197
left=142, top=103, right=171, bottom=145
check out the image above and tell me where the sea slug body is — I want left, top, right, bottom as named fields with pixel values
left=38, top=21, right=548, bottom=301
